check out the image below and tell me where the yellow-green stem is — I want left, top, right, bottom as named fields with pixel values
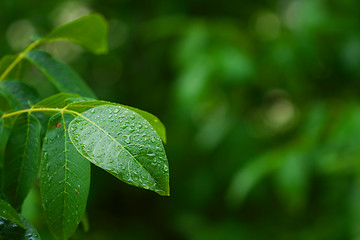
left=1, top=107, right=80, bottom=119
left=0, top=40, right=41, bottom=82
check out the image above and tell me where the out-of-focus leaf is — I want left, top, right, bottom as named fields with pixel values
left=0, top=81, right=40, bottom=110
left=226, top=150, right=283, bottom=207
left=41, top=14, right=108, bottom=54
left=274, top=152, right=308, bottom=212
left=25, top=50, right=96, bottom=98
left=0, top=199, right=26, bottom=229
left=0, top=55, right=30, bottom=80
left=0, top=215, right=41, bottom=239
left=40, top=112, right=90, bottom=240
left=68, top=105, right=170, bottom=196
left=2, top=113, right=41, bottom=209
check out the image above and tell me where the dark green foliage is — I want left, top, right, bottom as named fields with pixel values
left=0, top=14, right=169, bottom=240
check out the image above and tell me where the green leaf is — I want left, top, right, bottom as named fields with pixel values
left=41, top=14, right=108, bottom=54
left=0, top=93, right=11, bottom=112
left=0, top=118, right=11, bottom=168
left=2, top=113, right=41, bottom=209
left=0, top=199, right=26, bottom=229
left=66, top=99, right=167, bottom=143
left=40, top=112, right=90, bottom=240
left=68, top=105, right=170, bottom=196
left=33, top=93, right=80, bottom=109
left=0, top=55, right=30, bottom=80
left=0, top=215, right=41, bottom=239
left=0, top=80, right=40, bottom=109
left=25, top=50, right=96, bottom=98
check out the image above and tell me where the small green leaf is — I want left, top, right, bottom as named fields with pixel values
left=69, top=105, right=170, bottom=196
left=41, top=14, right=108, bottom=54
left=0, top=199, right=26, bottom=229
left=66, top=99, right=167, bottom=143
left=2, top=113, right=41, bottom=209
left=0, top=55, right=30, bottom=80
left=33, top=93, right=80, bottom=109
left=0, top=215, right=41, bottom=239
left=40, top=112, right=90, bottom=240
left=0, top=80, right=40, bottom=110
left=25, top=50, right=96, bottom=98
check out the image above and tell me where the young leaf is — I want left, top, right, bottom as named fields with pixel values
left=33, top=93, right=80, bottom=109
left=40, top=112, right=90, bottom=240
left=0, top=199, right=26, bottom=229
left=41, top=14, right=108, bottom=54
left=68, top=105, right=170, bottom=196
left=2, top=113, right=41, bottom=209
left=0, top=55, right=30, bottom=80
left=0, top=215, right=41, bottom=239
left=0, top=80, right=40, bottom=109
left=25, top=50, right=96, bottom=98
left=66, top=99, right=167, bottom=143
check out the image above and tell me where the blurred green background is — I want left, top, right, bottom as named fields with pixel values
left=1, top=0, right=360, bottom=239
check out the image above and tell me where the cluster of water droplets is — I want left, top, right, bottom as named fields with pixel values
left=69, top=105, right=169, bottom=194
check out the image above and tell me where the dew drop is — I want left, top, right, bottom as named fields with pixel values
left=151, top=137, right=156, bottom=142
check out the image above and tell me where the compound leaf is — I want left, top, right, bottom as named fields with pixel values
left=40, top=112, right=90, bottom=240
left=41, top=14, right=108, bottom=54
left=68, top=105, right=169, bottom=196
left=2, top=113, right=41, bottom=209
left=25, top=50, right=96, bottom=98
left=0, top=199, right=26, bottom=229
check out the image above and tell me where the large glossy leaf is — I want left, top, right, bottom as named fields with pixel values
left=0, top=81, right=40, bottom=110
left=2, top=113, right=41, bottom=209
left=0, top=216, right=41, bottom=239
left=0, top=199, right=26, bottom=229
left=41, top=14, right=108, bottom=54
left=0, top=55, right=30, bottom=80
left=25, top=50, right=96, bottom=98
left=66, top=99, right=167, bottom=143
left=68, top=105, right=170, bottom=196
left=40, top=112, right=90, bottom=240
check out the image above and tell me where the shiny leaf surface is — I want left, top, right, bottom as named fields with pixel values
left=69, top=105, right=169, bottom=196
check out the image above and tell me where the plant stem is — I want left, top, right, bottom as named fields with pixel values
left=0, top=40, right=41, bottom=82
left=1, top=107, right=80, bottom=119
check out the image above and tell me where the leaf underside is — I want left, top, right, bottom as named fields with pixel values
left=69, top=105, right=169, bottom=196
left=40, top=112, right=90, bottom=240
